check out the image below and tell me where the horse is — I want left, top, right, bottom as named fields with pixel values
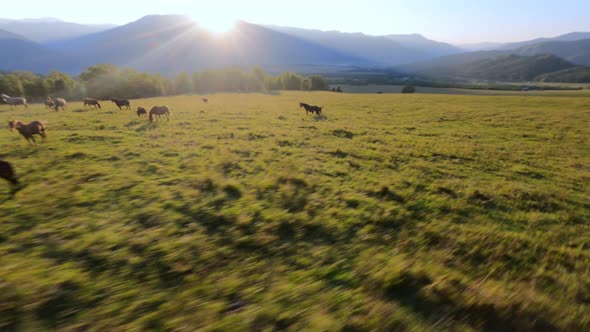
left=299, top=102, right=322, bottom=116
left=9, top=120, right=47, bottom=145
left=110, top=97, right=130, bottom=110
left=136, top=107, right=147, bottom=117
left=83, top=98, right=101, bottom=109
left=149, top=106, right=170, bottom=122
left=1, top=94, right=28, bottom=109
left=311, top=105, right=323, bottom=115
left=299, top=102, right=314, bottom=116
left=53, top=98, right=67, bottom=111
left=0, top=160, right=18, bottom=187
left=202, top=98, right=208, bottom=103
left=44, top=97, right=55, bottom=109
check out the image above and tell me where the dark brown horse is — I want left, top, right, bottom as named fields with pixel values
left=0, top=160, right=18, bottom=187
left=84, top=98, right=101, bottom=109
left=110, top=97, right=130, bottom=110
left=149, top=106, right=170, bottom=122
left=202, top=98, right=208, bottom=103
left=299, top=102, right=323, bottom=116
left=137, top=107, right=147, bottom=117
left=9, top=120, right=47, bottom=145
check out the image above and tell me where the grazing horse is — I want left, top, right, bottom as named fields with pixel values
left=9, top=120, right=47, bottom=145
left=0, top=160, right=18, bottom=187
left=202, top=98, right=208, bottom=103
left=136, top=107, right=147, bottom=117
left=1, top=94, right=28, bottom=109
left=53, top=98, right=67, bottom=111
left=110, top=97, right=131, bottom=110
left=149, top=105, right=170, bottom=122
left=83, top=98, right=101, bottom=109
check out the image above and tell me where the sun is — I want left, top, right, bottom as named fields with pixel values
left=196, top=16, right=237, bottom=35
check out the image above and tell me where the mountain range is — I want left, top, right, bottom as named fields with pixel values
left=0, top=15, right=589, bottom=82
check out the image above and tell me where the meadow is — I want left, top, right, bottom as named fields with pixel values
left=0, top=91, right=589, bottom=331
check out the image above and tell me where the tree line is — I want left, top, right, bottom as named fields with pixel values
left=0, top=64, right=330, bottom=102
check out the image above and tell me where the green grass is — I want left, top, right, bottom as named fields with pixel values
left=335, top=84, right=590, bottom=96
left=1, top=92, right=589, bottom=331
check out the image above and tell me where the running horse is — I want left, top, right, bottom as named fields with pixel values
left=1, top=94, right=28, bottom=109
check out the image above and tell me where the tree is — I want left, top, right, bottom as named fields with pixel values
left=306, top=75, right=329, bottom=91
left=401, top=85, right=416, bottom=93
left=279, top=72, right=303, bottom=90
left=174, top=72, right=192, bottom=94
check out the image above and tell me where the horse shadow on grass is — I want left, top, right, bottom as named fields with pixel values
left=72, top=108, right=93, bottom=113
left=313, top=114, right=328, bottom=121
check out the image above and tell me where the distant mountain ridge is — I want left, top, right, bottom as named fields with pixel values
left=0, top=15, right=588, bottom=79
left=0, top=17, right=116, bottom=42
left=266, top=25, right=462, bottom=65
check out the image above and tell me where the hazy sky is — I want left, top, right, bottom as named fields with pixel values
left=4, top=0, right=590, bottom=43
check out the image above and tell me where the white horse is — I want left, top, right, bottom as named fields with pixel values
left=1, top=94, right=28, bottom=109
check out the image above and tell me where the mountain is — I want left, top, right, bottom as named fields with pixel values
left=513, top=39, right=590, bottom=66
left=501, top=32, right=590, bottom=50
left=384, top=33, right=460, bottom=57
left=400, top=50, right=507, bottom=77
left=266, top=26, right=462, bottom=65
left=458, top=42, right=504, bottom=52
left=0, top=18, right=116, bottom=43
left=265, top=26, right=424, bottom=65
left=535, top=66, right=590, bottom=83
left=44, top=15, right=367, bottom=75
left=0, top=28, right=26, bottom=40
left=402, top=53, right=576, bottom=81
left=0, top=32, right=64, bottom=73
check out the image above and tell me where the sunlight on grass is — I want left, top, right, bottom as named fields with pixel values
left=0, top=91, right=588, bottom=330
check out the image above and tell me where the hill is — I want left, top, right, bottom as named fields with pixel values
left=0, top=33, right=64, bottom=73
left=0, top=18, right=116, bottom=43
left=535, top=66, right=590, bottom=83
left=44, top=15, right=368, bottom=74
left=384, top=33, right=460, bottom=57
left=514, top=39, right=590, bottom=66
left=266, top=26, right=461, bottom=65
left=501, top=31, right=590, bottom=50
left=0, top=92, right=588, bottom=330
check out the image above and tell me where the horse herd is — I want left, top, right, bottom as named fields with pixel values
left=1, top=96, right=324, bottom=189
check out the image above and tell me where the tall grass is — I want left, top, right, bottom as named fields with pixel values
left=0, top=92, right=588, bottom=330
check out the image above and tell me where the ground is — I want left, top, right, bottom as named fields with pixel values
left=0, top=91, right=588, bottom=331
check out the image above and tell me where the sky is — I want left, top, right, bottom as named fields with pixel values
left=4, top=0, right=590, bottom=44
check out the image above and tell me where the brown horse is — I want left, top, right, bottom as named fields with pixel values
left=84, top=98, right=101, bottom=109
left=149, top=106, right=170, bottom=122
left=137, top=107, right=147, bottom=117
left=299, top=102, right=323, bottom=116
left=9, top=120, right=47, bottom=145
left=110, top=97, right=130, bottom=110
left=202, top=98, right=208, bottom=103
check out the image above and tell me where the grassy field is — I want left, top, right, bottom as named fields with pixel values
left=0, top=92, right=589, bottom=331
left=334, top=84, right=590, bottom=96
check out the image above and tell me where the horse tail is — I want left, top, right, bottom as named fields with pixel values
left=97, top=102, right=101, bottom=109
